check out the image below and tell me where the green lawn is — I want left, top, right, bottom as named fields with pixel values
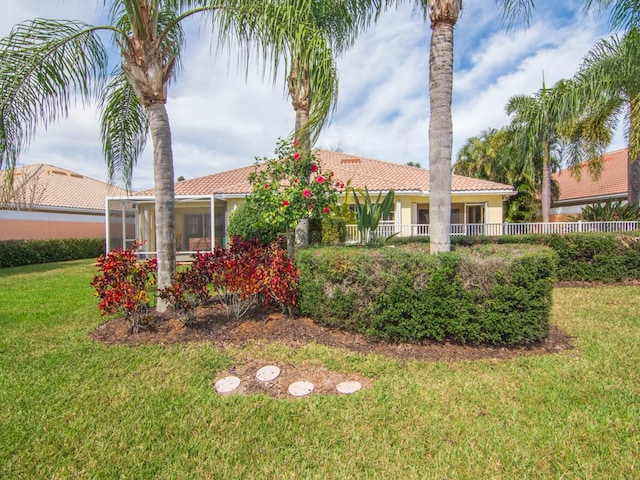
left=0, top=260, right=638, bottom=479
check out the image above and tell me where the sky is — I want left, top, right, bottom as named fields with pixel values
left=0, top=0, right=625, bottom=191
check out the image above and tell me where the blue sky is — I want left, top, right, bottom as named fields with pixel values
left=0, top=0, right=624, bottom=191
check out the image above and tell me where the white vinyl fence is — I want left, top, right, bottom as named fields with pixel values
left=345, top=221, right=639, bottom=244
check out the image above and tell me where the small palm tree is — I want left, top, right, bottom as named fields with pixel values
left=0, top=0, right=337, bottom=311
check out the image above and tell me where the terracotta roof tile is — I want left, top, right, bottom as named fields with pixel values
left=553, top=148, right=627, bottom=202
left=140, top=150, right=513, bottom=196
left=1, top=164, right=129, bottom=211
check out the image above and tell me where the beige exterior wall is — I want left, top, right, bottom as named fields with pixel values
left=392, top=193, right=505, bottom=225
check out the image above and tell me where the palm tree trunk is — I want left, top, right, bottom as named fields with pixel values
left=541, top=142, right=551, bottom=222
left=628, top=154, right=640, bottom=204
left=428, top=6, right=457, bottom=254
left=147, top=102, right=176, bottom=312
left=289, top=59, right=311, bottom=249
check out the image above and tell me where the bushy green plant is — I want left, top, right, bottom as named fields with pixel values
left=320, top=216, right=347, bottom=245
left=296, top=245, right=556, bottom=346
left=91, top=242, right=157, bottom=333
left=0, top=238, right=104, bottom=268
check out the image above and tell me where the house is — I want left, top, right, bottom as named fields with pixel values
left=550, top=148, right=628, bottom=221
left=106, top=150, right=514, bottom=253
left=0, top=164, right=130, bottom=241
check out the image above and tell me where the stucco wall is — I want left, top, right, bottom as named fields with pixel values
left=0, top=210, right=105, bottom=240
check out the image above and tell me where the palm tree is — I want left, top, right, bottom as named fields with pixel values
left=571, top=28, right=640, bottom=203
left=0, top=0, right=337, bottom=311
left=405, top=0, right=535, bottom=254
left=284, top=0, right=379, bottom=247
left=455, top=127, right=541, bottom=222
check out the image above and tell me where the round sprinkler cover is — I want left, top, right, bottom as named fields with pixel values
left=256, top=365, right=281, bottom=382
left=215, top=376, right=241, bottom=394
left=288, top=381, right=314, bottom=397
left=336, top=381, right=362, bottom=394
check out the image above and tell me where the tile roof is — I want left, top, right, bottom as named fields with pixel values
left=1, top=164, right=129, bottom=211
left=140, top=149, right=513, bottom=196
left=552, top=148, right=627, bottom=203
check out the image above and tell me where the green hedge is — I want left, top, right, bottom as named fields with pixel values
left=0, top=238, right=105, bottom=268
left=296, top=244, right=556, bottom=346
left=391, top=231, right=640, bottom=283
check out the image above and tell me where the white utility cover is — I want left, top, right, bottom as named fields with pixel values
left=336, top=381, right=362, bottom=394
left=215, top=376, right=241, bottom=394
left=288, top=381, right=314, bottom=397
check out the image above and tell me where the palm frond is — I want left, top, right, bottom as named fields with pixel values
left=0, top=19, right=107, bottom=170
left=99, top=71, right=149, bottom=191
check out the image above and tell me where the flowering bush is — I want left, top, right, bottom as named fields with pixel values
left=243, top=138, right=341, bottom=239
left=92, top=242, right=157, bottom=332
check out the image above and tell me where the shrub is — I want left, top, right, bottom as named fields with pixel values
left=321, top=216, right=347, bottom=245
left=0, top=238, right=104, bottom=268
left=160, top=238, right=299, bottom=320
left=297, top=244, right=556, bottom=346
left=386, top=231, right=640, bottom=283
left=91, top=242, right=157, bottom=333
left=157, top=253, right=213, bottom=324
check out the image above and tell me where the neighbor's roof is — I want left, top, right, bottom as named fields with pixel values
left=553, top=148, right=627, bottom=203
left=0, top=164, right=129, bottom=211
left=140, top=150, right=514, bottom=197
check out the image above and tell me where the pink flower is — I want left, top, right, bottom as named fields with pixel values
left=293, top=152, right=301, bottom=161
left=323, top=207, right=330, bottom=214
left=303, top=189, right=310, bottom=198
left=283, top=199, right=290, bottom=207
left=293, top=139, right=299, bottom=148
left=317, top=176, right=324, bottom=184
left=310, top=164, right=317, bottom=172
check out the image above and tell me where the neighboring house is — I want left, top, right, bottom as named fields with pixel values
left=106, top=150, right=514, bottom=253
left=0, top=164, right=130, bottom=241
left=550, top=148, right=628, bottom=221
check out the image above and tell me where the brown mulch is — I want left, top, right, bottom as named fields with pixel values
left=90, top=304, right=574, bottom=398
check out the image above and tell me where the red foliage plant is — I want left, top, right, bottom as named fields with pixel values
left=160, top=237, right=299, bottom=321
left=92, top=241, right=157, bottom=332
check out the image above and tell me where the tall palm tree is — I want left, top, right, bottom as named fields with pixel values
left=505, top=79, right=578, bottom=222
left=571, top=28, right=640, bottom=203
left=0, top=0, right=337, bottom=311
left=405, top=0, right=534, bottom=253
left=284, top=0, right=380, bottom=247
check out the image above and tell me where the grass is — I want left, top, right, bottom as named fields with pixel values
left=0, top=260, right=638, bottom=479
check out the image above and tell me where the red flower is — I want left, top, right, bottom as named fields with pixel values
left=310, top=164, right=317, bottom=172
left=293, top=152, right=301, bottom=161
left=293, top=139, right=299, bottom=148
left=303, top=189, right=311, bottom=198
left=323, top=207, right=330, bottom=214
left=264, top=184, right=270, bottom=189
left=283, top=199, right=290, bottom=207
left=294, top=177, right=299, bottom=184
left=317, top=176, right=324, bottom=184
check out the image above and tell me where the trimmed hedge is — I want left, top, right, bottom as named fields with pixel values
left=391, top=231, right=640, bottom=283
left=296, top=244, right=556, bottom=346
left=0, top=238, right=105, bottom=268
